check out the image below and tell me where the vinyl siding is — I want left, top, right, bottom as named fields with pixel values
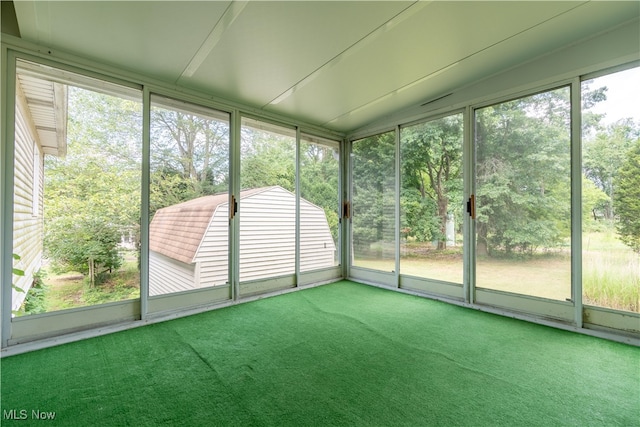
left=238, top=188, right=296, bottom=281
left=300, top=201, right=336, bottom=272
left=149, top=251, right=196, bottom=296
left=193, top=204, right=229, bottom=286
left=12, top=91, right=44, bottom=312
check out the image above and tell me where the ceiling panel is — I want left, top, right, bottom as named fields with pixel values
left=182, top=1, right=412, bottom=107
left=14, top=1, right=232, bottom=83
left=9, top=1, right=639, bottom=133
left=268, top=1, right=582, bottom=127
left=321, top=1, right=640, bottom=131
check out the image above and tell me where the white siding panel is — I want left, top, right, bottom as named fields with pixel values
left=12, top=95, right=44, bottom=312
left=149, top=251, right=197, bottom=296
left=239, top=187, right=296, bottom=282
left=194, top=204, right=229, bottom=286
left=300, top=198, right=336, bottom=272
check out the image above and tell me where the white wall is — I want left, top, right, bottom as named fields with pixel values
left=12, top=87, right=43, bottom=312
left=194, top=204, right=229, bottom=287
left=149, top=251, right=196, bottom=296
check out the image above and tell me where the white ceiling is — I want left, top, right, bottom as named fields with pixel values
left=11, top=1, right=640, bottom=133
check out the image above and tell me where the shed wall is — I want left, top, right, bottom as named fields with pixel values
left=238, top=187, right=296, bottom=281
left=194, top=204, right=229, bottom=286
left=300, top=200, right=336, bottom=272
left=149, top=187, right=336, bottom=295
left=149, top=251, right=196, bottom=296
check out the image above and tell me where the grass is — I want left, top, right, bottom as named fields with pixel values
left=355, top=231, right=639, bottom=312
left=18, top=259, right=140, bottom=315
left=24, top=233, right=639, bottom=314
left=583, top=230, right=639, bottom=312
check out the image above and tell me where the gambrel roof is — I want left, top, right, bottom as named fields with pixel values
left=149, top=187, right=272, bottom=264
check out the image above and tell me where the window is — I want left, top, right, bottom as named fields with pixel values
left=400, top=114, right=464, bottom=283
left=581, top=67, right=640, bottom=313
left=351, top=131, right=396, bottom=272
left=239, top=118, right=296, bottom=282
left=475, top=87, right=572, bottom=300
left=149, top=95, right=230, bottom=296
left=13, top=60, right=142, bottom=315
left=300, top=134, right=340, bottom=272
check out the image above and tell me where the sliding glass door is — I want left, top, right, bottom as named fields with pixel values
left=351, top=131, right=396, bottom=273
left=299, top=134, right=340, bottom=273
left=239, top=118, right=297, bottom=289
left=474, top=87, right=572, bottom=302
left=400, top=114, right=464, bottom=284
left=149, top=95, right=230, bottom=298
left=581, top=67, right=639, bottom=314
left=12, top=59, right=142, bottom=317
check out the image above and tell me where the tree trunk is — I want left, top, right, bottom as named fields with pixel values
left=436, top=190, right=448, bottom=250
left=477, top=223, right=488, bottom=257
left=88, top=257, right=95, bottom=288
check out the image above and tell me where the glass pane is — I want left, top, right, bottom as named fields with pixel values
left=352, top=131, right=396, bottom=272
left=149, top=95, right=230, bottom=296
left=300, top=135, right=340, bottom=272
left=475, top=87, right=571, bottom=300
left=400, top=114, right=464, bottom=283
left=582, top=67, right=640, bottom=312
left=240, top=118, right=296, bottom=281
left=13, top=60, right=142, bottom=315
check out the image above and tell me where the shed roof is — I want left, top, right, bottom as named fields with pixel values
left=149, top=187, right=272, bottom=264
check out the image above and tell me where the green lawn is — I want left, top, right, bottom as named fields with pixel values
left=17, top=258, right=140, bottom=315
left=22, top=233, right=638, bottom=314
left=355, top=231, right=638, bottom=312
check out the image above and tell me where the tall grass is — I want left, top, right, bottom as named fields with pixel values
left=583, top=230, right=639, bottom=312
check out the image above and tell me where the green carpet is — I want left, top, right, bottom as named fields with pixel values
left=1, top=281, right=639, bottom=426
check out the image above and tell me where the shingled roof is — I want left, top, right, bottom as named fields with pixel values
left=149, top=187, right=269, bottom=264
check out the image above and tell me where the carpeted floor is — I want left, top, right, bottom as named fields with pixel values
left=1, top=280, right=638, bottom=426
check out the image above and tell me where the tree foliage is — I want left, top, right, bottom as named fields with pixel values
left=614, top=140, right=640, bottom=252
left=583, top=119, right=639, bottom=219
left=401, top=115, right=463, bottom=248
left=150, top=105, right=229, bottom=217
left=475, top=88, right=571, bottom=256
left=240, top=128, right=295, bottom=192
left=300, top=141, right=340, bottom=243
left=44, top=87, right=142, bottom=284
left=352, top=132, right=396, bottom=256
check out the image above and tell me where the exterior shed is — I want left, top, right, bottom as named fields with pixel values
left=149, top=186, right=336, bottom=296
left=12, top=67, right=67, bottom=312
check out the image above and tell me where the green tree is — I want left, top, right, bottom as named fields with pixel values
left=241, top=132, right=295, bottom=191
left=583, top=119, right=640, bottom=219
left=614, top=140, right=640, bottom=252
left=44, top=87, right=142, bottom=285
left=475, top=88, right=571, bottom=256
left=300, top=142, right=340, bottom=243
left=352, top=132, right=395, bottom=256
left=582, top=175, right=610, bottom=225
left=46, top=215, right=122, bottom=286
left=401, top=115, right=463, bottom=249
left=150, top=106, right=229, bottom=217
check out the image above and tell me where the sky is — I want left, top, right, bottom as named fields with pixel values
left=586, top=66, right=640, bottom=125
